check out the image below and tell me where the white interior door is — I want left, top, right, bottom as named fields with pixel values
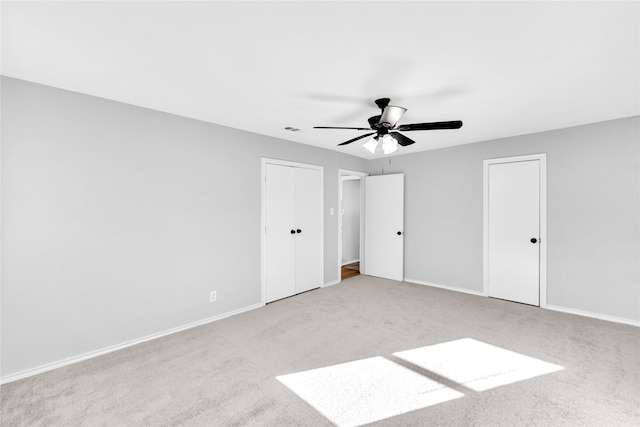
left=294, top=167, right=322, bottom=293
left=488, top=160, right=540, bottom=306
left=364, top=174, right=404, bottom=281
left=265, top=164, right=296, bottom=303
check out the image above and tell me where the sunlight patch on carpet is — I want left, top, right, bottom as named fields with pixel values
left=394, top=338, right=564, bottom=392
left=277, top=356, right=463, bottom=427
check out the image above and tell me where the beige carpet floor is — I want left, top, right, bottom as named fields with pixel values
left=1, top=275, right=639, bottom=426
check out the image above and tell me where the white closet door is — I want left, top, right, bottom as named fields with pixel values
left=488, top=160, right=540, bottom=306
left=265, top=164, right=296, bottom=303
left=294, top=167, right=322, bottom=293
left=364, top=174, right=404, bottom=281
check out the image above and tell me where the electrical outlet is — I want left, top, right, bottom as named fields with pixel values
left=210, top=291, right=217, bottom=302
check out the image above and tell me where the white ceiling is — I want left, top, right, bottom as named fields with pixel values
left=2, top=1, right=639, bottom=159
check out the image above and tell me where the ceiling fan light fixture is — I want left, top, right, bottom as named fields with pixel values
left=379, top=105, right=407, bottom=126
left=382, top=134, right=398, bottom=154
left=362, top=137, right=378, bottom=154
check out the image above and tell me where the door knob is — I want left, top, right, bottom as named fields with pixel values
left=397, top=231, right=402, bottom=235
left=296, top=229, right=302, bottom=234
left=530, top=238, right=538, bottom=243
left=290, top=230, right=296, bottom=234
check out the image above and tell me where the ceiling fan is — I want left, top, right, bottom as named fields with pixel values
left=314, top=98, right=463, bottom=154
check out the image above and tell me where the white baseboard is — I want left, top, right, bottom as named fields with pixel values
left=544, top=304, right=640, bottom=327
left=0, top=302, right=264, bottom=385
left=404, top=278, right=486, bottom=297
left=323, top=279, right=340, bottom=287
left=404, top=277, right=639, bottom=327
left=341, top=259, right=360, bottom=266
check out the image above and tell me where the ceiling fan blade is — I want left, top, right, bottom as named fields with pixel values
left=390, top=132, right=415, bottom=146
left=396, top=120, right=463, bottom=131
left=314, top=126, right=372, bottom=130
left=338, top=132, right=375, bottom=146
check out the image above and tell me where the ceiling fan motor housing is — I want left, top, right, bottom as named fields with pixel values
left=368, top=115, right=382, bottom=128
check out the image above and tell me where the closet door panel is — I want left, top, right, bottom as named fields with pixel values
left=294, top=167, right=322, bottom=293
left=265, top=164, right=296, bottom=303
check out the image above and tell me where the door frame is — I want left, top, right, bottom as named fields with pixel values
left=337, top=169, right=369, bottom=282
left=483, top=153, right=547, bottom=307
left=261, top=158, right=324, bottom=305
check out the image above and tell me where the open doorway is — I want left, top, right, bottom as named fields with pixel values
left=338, top=169, right=368, bottom=282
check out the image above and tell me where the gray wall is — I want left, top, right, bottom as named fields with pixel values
left=2, top=76, right=638, bottom=379
left=369, top=116, right=639, bottom=322
left=341, top=178, right=360, bottom=264
left=1, top=77, right=368, bottom=377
